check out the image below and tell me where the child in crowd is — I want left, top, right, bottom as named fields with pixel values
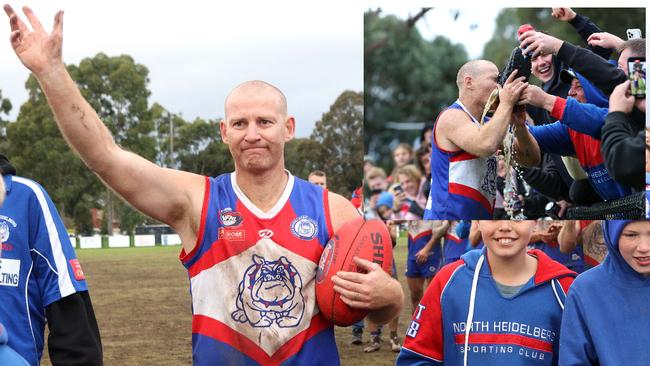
left=398, top=220, right=575, bottom=366
left=559, top=220, right=650, bottom=365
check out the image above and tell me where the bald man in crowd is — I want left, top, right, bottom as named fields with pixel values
left=3, top=5, right=403, bottom=365
left=424, top=60, right=538, bottom=219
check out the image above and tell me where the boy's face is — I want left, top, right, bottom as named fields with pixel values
left=377, top=205, right=392, bottom=220
left=478, top=220, right=535, bottom=259
left=619, top=221, right=650, bottom=277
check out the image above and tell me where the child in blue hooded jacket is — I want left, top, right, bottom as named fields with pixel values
left=559, top=220, right=650, bottom=365
left=397, top=220, right=575, bottom=366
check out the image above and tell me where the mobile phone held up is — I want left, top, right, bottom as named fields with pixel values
left=628, top=57, right=646, bottom=99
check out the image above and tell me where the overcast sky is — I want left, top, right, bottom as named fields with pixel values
left=377, top=6, right=502, bottom=59
left=0, top=1, right=363, bottom=137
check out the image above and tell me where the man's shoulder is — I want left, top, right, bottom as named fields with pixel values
left=6, top=175, right=47, bottom=201
left=437, top=107, right=472, bottom=128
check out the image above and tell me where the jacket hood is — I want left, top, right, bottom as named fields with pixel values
left=542, top=55, right=570, bottom=97
left=574, top=69, right=609, bottom=108
left=461, top=247, right=575, bottom=284
left=602, top=220, right=650, bottom=286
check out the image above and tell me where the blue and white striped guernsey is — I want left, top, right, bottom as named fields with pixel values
left=0, top=174, right=88, bottom=366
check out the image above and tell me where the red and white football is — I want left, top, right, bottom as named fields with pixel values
left=315, top=217, right=393, bottom=326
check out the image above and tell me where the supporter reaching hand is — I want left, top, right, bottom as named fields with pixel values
left=587, top=32, right=625, bottom=51
left=519, top=31, right=564, bottom=59
left=609, top=80, right=635, bottom=114
left=551, top=7, right=577, bottom=22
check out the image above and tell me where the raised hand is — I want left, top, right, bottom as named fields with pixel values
left=587, top=32, right=625, bottom=50
left=519, top=31, right=563, bottom=59
left=609, top=80, right=634, bottom=114
left=519, top=84, right=555, bottom=111
left=551, top=7, right=576, bottom=22
left=499, top=70, right=528, bottom=107
left=3, top=5, right=64, bottom=76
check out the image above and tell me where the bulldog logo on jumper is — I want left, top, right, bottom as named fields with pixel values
left=231, top=255, right=305, bottom=328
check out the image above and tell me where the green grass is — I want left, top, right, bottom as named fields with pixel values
left=76, top=245, right=181, bottom=258
left=41, top=242, right=416, bottom=365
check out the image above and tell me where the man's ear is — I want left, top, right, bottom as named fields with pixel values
left=284, top=116, right=296, bottom=142
left=220, top=119, right=228, bottom=143
left=464, top=75, right=473, bottom=90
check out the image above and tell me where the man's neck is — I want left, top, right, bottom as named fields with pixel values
left=458, top=94, right=483, bottom=122
left=234, top=165, right=289, bottom=213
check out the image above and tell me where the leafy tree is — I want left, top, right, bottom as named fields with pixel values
left=310, top=90, right=363, bottom=197
left=285, top=138, right=323, bottom=182
left=0, top=89, right=12, bottom=152
left=365, top=9, right=468, bottom=170
left=177, top=118, right=234, bottom=176
left=8, top=53, right=157, bottom=234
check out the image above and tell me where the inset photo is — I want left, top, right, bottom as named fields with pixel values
left=364, top=7, right=646, bottom=220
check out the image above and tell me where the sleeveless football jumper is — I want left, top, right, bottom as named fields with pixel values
left=424, top=100, right=497, bottom=219
left=180, top=172, right=337, bottom=365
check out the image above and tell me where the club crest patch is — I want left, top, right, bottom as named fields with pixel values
left=219, top=208, right=243, bottom=227
left=0, top=221, right=9, bottom=243
left=231, top=254, right=305, bottom=328
left=290, top=215, right=318, bottom=241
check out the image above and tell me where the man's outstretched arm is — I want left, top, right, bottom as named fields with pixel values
left=3, top=5, right=203, bottom=251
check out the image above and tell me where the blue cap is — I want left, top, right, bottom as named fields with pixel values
left=376, top=192, right=394, bottom=209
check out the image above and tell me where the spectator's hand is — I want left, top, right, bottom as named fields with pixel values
left=520, top=84, right=555, bottom=111
left=332, top=257, right=401, bottom=310
left=393, top=191, right=407, bottom=207
left=511, top=108, right=527, bottom=129
left=3, top=5, right=65, bottom=77
left=635, top=99, right=646, bottom=113
left=551, top=7, right=576, bottom=22
left=609, top=80, right=634, bottom=114
left=520, top=31, right=563, bottom=59
left=540, top=222, right=563, bottom=244
left=587, top=32, right=625, bottom=50
left=369, top=193, right=379, bottom=209
left=414, top=248, right=429, bottom=264
left=556, top=200, right=571, bottom=218
left=499, top=70, right=528, bottom=107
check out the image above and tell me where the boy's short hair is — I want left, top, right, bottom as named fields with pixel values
left=365, top=167, right=387, bottom=181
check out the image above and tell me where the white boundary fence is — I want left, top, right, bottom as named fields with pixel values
left=79, top=235, right=102, bottom=249
left=134, top=235, right=156, bottom=247
left=75, top=234, right=181, bottom=248
left=108, top=235, right=130, bottom=248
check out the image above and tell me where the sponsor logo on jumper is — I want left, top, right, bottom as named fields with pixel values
left=0, top=258, right=20, bottom=287
left=258, top=229, right=274, bottom=239
left=219, top=208, right=244, bottom=227
left=219, top=227, right=245, bottom=241
left=69, top=259, right=85, bottom=281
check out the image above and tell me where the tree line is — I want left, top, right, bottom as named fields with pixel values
left=1, top=53, right=362, bottom=235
